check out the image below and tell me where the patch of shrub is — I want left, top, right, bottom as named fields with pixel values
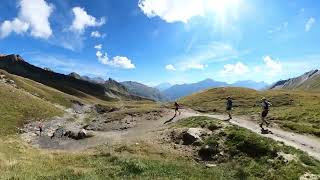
left=226, top=127, right=278, bottom=158
left=119, top=159, right=146, bottom=176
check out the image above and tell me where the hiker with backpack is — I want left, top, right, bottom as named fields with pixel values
left=260, top=97, right=272, bottom=130
left=226, top=96, right=233, bottom=120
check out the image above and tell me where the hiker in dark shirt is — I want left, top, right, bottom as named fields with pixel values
left=226, top=96, right=233, bottom=120
left=260, top=97, right=272, bottom=130
left=174, top=102, right=181, bottom=116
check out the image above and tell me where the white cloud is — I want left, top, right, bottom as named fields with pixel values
left=95, top=45, right=135, bottom=69
left=138, top=0, right=205, bottom=23
left=165, top=64, right=176, bottom=71
left=94, top=44, right=102, bottom=50
left=111, top=56, right=135, bottom=69
left=91, top=31, right=105, bottom=38
left=305, top=17, right=315, bottom=32
left=220, top=61, right=249, bottom=76
left=0, top=18, right=29, bottom=38
left=96, top=50, right=109, bottom=64
left=0, top=0, right=53, bottom=39
left=263, top=56, right=282, bottom=76
left=70, top=7, right=105, bottom=33
left=138, top=0, right=242, bottom=24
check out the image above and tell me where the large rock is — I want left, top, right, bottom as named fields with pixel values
left=64, top=129, right=89, bottom=140
left=182, top=128, right=206, bottom=145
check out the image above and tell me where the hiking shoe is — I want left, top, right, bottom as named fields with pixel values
left=259, top=124, right=263, bottom=129
left=266, top=122, right=270, bottom=127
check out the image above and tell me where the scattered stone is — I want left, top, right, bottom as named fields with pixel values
left=77, top=129, right=87, bottom=139
left=299, top=172, right=320, bottom=180
left=277, top=152, right=297, bottom=163
left=205, top=163, right=217, bottom=168
left=94, top=104, right=119, bottom=114
left=182, top=128, right=206, bottom=145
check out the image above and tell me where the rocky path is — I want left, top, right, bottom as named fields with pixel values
left=22, top=107, right=320, bottom=161
left=179, top=110, right=320, bottom=161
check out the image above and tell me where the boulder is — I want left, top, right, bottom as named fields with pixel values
left=77, top=129, right=87, bottom=139
left=182, top=128, right=206, bottom=145
left=64, top=129, right=89, bottom=140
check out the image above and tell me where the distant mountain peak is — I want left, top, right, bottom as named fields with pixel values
left=155, top=82, right=172, bottom=91
left=270, top=69, right=320, bottom=91
left=68, top=72, right=81, bottom=79
left=0, top=54, right=25, bottom=62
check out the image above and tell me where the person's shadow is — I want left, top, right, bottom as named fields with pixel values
left=164, top=114, right=177, bottom=124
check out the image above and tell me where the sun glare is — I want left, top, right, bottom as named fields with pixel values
left=205, top=0, right=242, bottom=27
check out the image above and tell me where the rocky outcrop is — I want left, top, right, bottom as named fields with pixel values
left=0, top=73, right=16, bottom=88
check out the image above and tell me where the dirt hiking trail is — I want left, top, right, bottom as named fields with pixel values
left=22, top=107, right=320, bottom=161
left=179, top=109, right=320, bottom=161
left=86, top=108, right=320, bottom=161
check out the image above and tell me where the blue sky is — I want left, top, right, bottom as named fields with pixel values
left=0, top=0, right=319, bottom=85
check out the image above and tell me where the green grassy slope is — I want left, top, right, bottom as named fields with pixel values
left=179, top=87, right=320, bottom=137
left=0, top=83, right=63, bottom=135
left=298, top=75, right=320, bottom=91
left=2, top=70, right=80, bottom=107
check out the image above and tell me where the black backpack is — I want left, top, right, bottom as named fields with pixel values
left=263, top=101, right=269, bottom=110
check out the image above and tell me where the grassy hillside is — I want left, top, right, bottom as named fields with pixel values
left=0, top=83, right=63, bottom=135
left=2, top=70, right=80, bottom=107
left=179, top=87, right=320, bottom=137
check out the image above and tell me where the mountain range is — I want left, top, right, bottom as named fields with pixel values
left=0, top=54, right=145, bottom=101
left=160, top=79, right=269, bottom=100
left=154, top=83, right=172, bottom=91
left=270, top=69, right=320, bottom=91
left=121, top=81, right=168, bottom=102
left=4, top=54, right=319, bottom=103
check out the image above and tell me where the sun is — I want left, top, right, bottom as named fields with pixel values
left=206, top=0, right=241, bottom=13
left=204, top=0, right=242, bottom=26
